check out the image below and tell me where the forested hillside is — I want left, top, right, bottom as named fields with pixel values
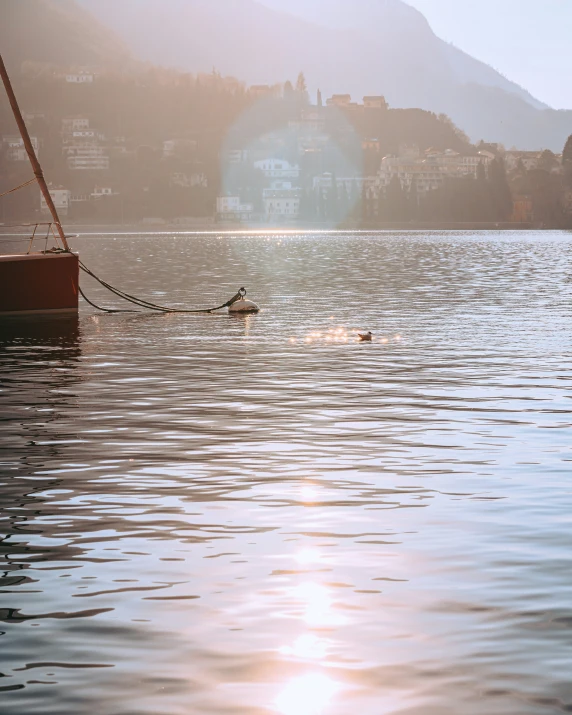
left=0, top=0, right=131, bottom=71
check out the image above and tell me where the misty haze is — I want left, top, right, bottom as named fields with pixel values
left=1, top=2, right=572, bottom=715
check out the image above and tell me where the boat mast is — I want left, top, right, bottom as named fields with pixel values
left=0, top=53, right=70, bottom=251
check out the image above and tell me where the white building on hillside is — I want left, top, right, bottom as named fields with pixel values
left=227, top=149, right=250, bottom=164
left=313, top=173, right=365, bottom=194
left=163, top=138, right=198, bottom=159
left=66, top=72, right=94, bottom=83
left=65, top=144, right=109, bottom=171
left=171, top=172, right=208, bottom=188
left=263, top=188, right=301, bottom=220
left=216, top=196, right=254, bottom=222
left=62, top=117, right=90, bottom=134
left=374, top=148, right=493, bottom=195
left=503, top=151, right=542, bottom=172
left=91, top=187, right=115, bottom=199
left=254, top=158, right=300, bottom=180
left=40, top=188, right=71, bottom=216
left=3, top=135, right=39, bottom=161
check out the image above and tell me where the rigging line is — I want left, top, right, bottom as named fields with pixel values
left=0, top=176, right=37, bottom=199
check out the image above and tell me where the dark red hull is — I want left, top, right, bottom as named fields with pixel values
left=0, top=253, right=79, bottom=315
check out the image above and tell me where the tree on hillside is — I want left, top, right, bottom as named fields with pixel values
left=385, top=175, right=408, bottom=222
left=438, top=113, right=470, bottom=145
left=515, top=159, right=527, bottom=176
left=563, top=135, right=572, bottom=187
left=327, top=173, right=339, bottom=223
left=563, top=135, right=572, bottom=166
left=408, top=178, right=419, bottom=219
left=525, top=169, right=565, bottom=227
left=295, top=72, right=309, bottom=109
left=476, top=161, right=494, bottom=221
left=488, top=158, right=513, bottom=221
left=538, top=149, right=558, bottom=173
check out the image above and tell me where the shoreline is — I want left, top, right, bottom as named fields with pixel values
left=0, top=220, right=551, bottom=234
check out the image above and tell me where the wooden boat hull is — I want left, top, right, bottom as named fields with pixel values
left=0, top=253, right=79, bottom=316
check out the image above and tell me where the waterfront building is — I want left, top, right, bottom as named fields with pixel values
left=312, top=173, right=365, bottom=194
left=216, top=196, right=254, bottom=222
left=91, top=187, right=115, bottom=199
left=373, top=148, right=493, bottom=195
left=511, top=195, right=534, bottom=223
left=263, top=188, right=301, bottom=220
left=40, top=188, right=71, bottom=216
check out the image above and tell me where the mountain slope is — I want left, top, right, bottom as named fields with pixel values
left=0, top=0, right=131, bottom=72
left=73, top=0, right=572, bottom=149
left=260, top=0, right=548, bottom=110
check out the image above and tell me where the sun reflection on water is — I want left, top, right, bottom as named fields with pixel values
left=295, top=582, right=346, bottom=627
left=294, top=548, right=321, bottom=565
left=275, top=673, right=342, bottom=715
left=280, top=634, right=329, bottom=660
left=290, top=326, right=403, bottom=345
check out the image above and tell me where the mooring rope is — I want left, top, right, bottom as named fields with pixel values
left=77, top=257, right=246, bottom=314
left=78, top=285, right=138, bottom=314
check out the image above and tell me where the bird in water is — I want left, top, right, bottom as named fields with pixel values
left=358, top=331, right=373, bottom=342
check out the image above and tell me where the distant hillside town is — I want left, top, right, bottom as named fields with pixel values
left=1, top=66, right=572, bottom=228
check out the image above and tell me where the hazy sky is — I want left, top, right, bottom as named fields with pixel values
left=405, top=0, right=572, bottom=109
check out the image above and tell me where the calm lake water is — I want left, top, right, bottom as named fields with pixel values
left=1, top=230, right=572, bottom=715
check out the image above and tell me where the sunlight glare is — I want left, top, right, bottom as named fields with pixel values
left=275, top=673, right=341, bottom=715
left=279, top=633, right=328, bottom=660
left=295, top=582, right=345, bottom=626
left=295, top=548, right=321, bottom=565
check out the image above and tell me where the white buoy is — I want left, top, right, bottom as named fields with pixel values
left=228, top=298, right=260, bottom=314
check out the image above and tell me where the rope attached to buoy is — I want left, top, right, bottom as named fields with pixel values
left=78, top=258, right=247, bottom=314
